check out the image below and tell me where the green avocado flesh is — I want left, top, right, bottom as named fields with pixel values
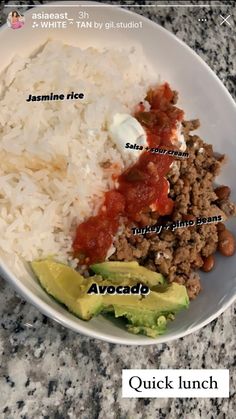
left=31, top=260, right=103, bottom=320
left=103, top=282, right=188, bottom=312
left=31, top=259, right=189, bottom=338
left=102, top=282, right=188, bottom=337
left=91, top=261, right=164, bottom=287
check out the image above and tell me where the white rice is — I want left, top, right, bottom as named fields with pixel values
left=0, top=40, right=156, bottom=264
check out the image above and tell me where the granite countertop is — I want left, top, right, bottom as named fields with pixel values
left=0, top=1, right=235, bottom=418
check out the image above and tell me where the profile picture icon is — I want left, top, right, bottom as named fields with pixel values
left=7, top=10, right=25, bottom=30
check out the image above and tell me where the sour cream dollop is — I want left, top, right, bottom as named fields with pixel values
left=108, top=113, right=147, bottom=165
left=172, top=121, right=186, bottom=152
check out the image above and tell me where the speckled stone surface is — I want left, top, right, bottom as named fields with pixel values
left=0, top=1, right=236, bottom=418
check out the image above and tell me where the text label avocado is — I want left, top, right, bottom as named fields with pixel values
left=87, top=283, right=150, bottom=295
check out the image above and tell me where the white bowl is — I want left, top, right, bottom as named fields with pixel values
left=0, top=1, right=236, bottom=345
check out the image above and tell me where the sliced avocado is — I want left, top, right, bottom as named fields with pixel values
left=90, top=261, right=164, bottom=287
left=103, top=282, right=189, bottom=313
left=31, top=259, right=103, bottom=320
left=127, top=315, right=168, bottom=338
left=103, top=282, right=189, bottom=337
left=31, top=259, right=189, bottom=338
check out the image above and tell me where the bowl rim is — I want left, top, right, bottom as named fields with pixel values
left=0, top=0, right=235, bottom=345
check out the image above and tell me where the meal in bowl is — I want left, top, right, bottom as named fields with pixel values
left=0, top=40, right=235, bottom=338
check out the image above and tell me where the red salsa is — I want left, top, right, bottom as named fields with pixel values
left=73, top=190, right=125, bottom=264
left=73, top=83, right=184, bottom=264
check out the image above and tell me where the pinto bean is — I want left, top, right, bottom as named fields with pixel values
left=201, top=255, right=215, bottom=272
left=214, top=186, right=230, bottom=200
left=217, top=222, right=226, bottom=233
left=218, top=229, right=235, bottom=256
left=182, top=214, right=194, bottom=221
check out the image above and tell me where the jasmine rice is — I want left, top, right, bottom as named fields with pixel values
left=0, top=40, right=156, bottom=264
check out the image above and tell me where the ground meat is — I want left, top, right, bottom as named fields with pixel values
left=218, top=200, right=236, bottom=217
left=110, top=119, right=236, bottom=299
left=198, top=224, right=218, bottom=257
left=185, top=273, right=202, bottom=300
left=171, top=90, right=179, bottom=105
left=113, top=236, right=134, bottom=261
left=182, top=119, right=200, bottom=132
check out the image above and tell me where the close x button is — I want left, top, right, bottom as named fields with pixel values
left=219, top=14, right=231, bottom=26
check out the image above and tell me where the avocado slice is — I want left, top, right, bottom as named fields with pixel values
left=90, top=261, right=164, bottom=287
left=103, top=282, right=189, bottom=337
left=127, top=315, right=168, bottom=338
left=103, top=282, right=189, bottom=313
left=31, top=259, right=189, bottom=338
left=31, top=259, right=103, bottom=320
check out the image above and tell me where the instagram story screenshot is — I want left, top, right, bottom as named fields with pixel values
left=0, top=1, right=235, bottom=418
